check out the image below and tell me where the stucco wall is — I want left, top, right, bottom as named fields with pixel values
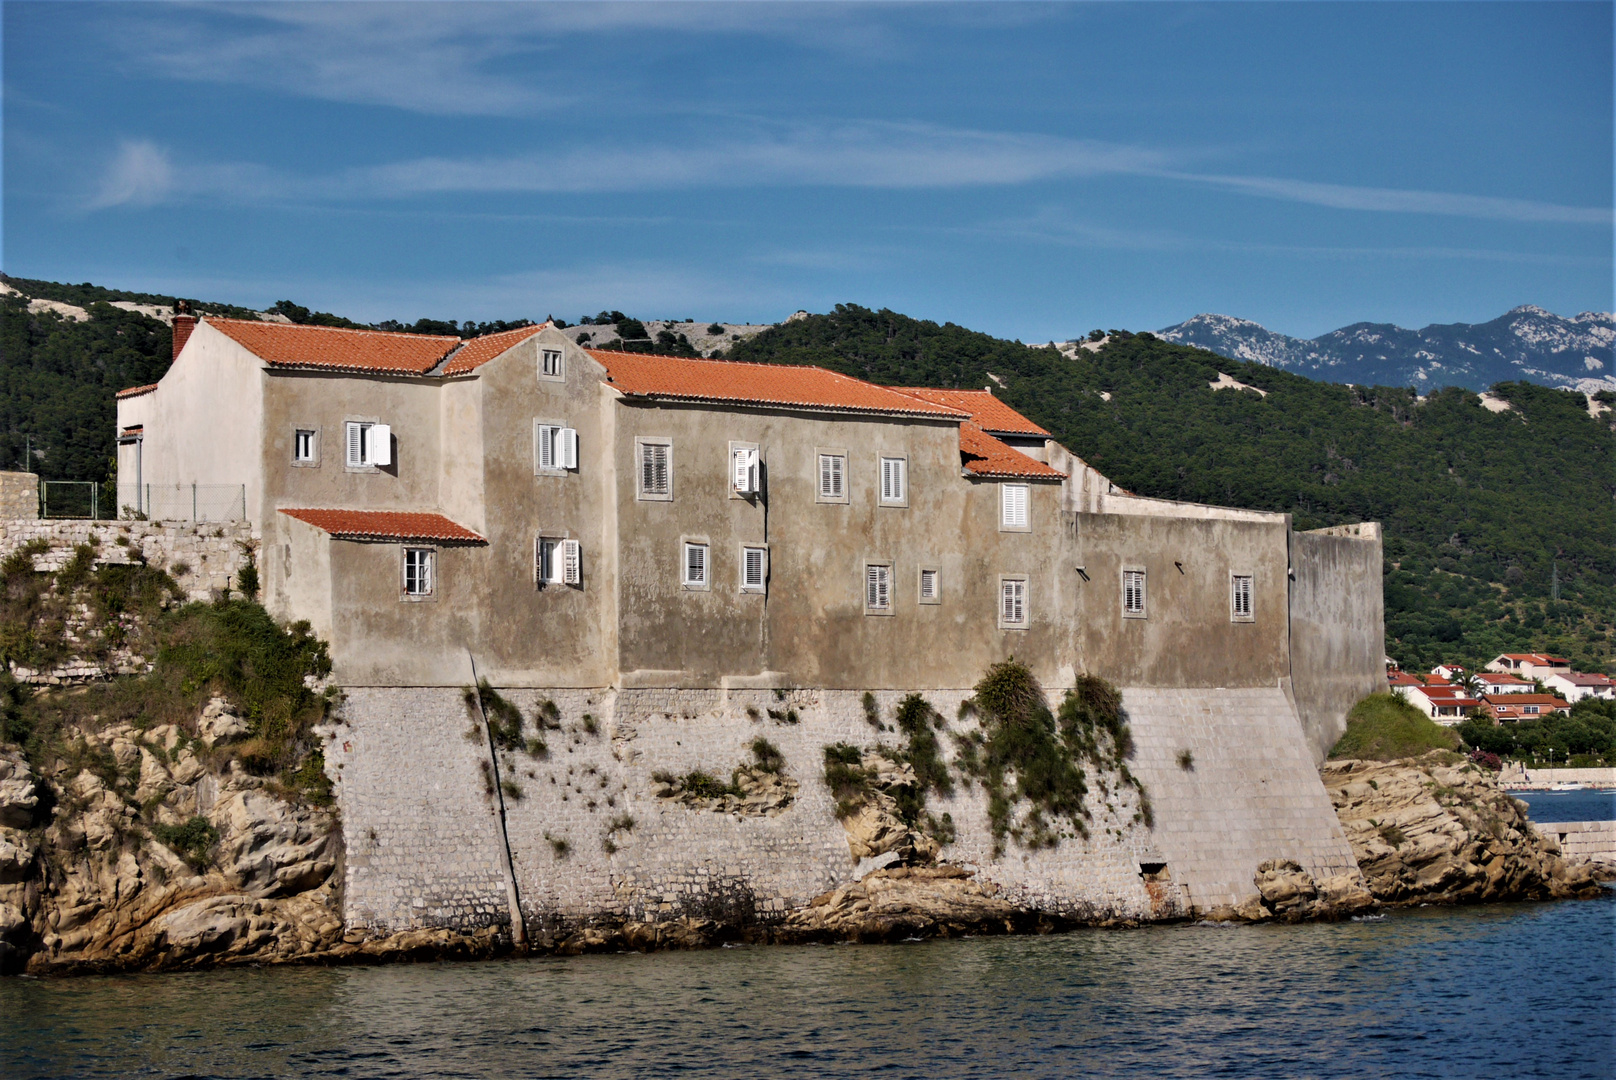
left=328, top=680, right=1359, bottom=934
left=115, top=322, right=265, bottom=528
left=1288, top=524, right=1386, bottom=763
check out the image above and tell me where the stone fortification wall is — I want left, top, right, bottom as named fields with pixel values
left=0, top=473, right=38, bottom=520
left=0, top=518, right=252, bottom=603
left=1289, top=523, right=1385, bottom=763
left=327, top=681, right=1360, bottom=935
left=0, top=518, right=255, bottom=684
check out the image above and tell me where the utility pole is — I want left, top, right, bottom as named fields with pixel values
left=1551, top=561, right=1559, bottom=602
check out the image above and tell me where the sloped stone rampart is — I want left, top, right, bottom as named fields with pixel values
left=327, top=683, right=1361, bottom=935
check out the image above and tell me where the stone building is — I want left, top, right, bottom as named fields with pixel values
left=116, top=314, right=1386, bottom=933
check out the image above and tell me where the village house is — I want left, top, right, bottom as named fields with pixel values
left=1392, top=677, right=1480, bottom=725
left=1543, top=671, right=1615, bottom=704
left=1486, top=653, right=1571, bottom=679
left=1431, top=663, right=1467, bottom=681
left=1477, top=671, right=1535, bottom=695
left=115, top=312, right=1384, bottom=757
left=1481, top=693, right=1571, bottom=722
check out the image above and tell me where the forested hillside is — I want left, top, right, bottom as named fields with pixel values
left=728, top=305, right=1616, bottom=675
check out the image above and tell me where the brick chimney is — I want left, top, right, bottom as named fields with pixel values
left=171, top=299, right=196, bottom=360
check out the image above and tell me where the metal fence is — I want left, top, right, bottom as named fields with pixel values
left=38, top=481, right=106, bottom=519
left=115, top=483, right=247, bottom=522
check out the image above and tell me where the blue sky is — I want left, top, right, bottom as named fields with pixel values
left=3, top=2, right=1611, bottom=341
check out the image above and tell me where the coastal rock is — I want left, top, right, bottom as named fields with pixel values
left=0, top=750, right=38, bottom=828
left=198, top=697, right=251, bottom=745
left=778, top=865, right=1033, bottom=942
left=210, top=790, right=337, bottom=898
left=835, top=751, right=942, bottom=865
left=1321, top=753, right=1603, bottom=905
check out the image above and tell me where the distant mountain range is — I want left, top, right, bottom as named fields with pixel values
left=1156, top=306, right=1614, bottom=394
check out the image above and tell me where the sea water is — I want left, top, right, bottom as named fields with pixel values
left=4, top=892, right=1612, bottom=1079
left=1515, top=788, right=1616, bottom=824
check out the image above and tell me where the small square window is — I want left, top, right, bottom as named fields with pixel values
left=1001, top=484, right=1029, bottom=529
left=731, top=443, right=760, bottom=496
left=540, top=347, right=564, bottom=379
left=1123, top=568, right=1146, bottom=619
left=865, top=563, right=891, bottom=613
left=403, top=548, right=434, bottom=598
left=638, top=439, right=672, bottom=500
left=294, top=429, right=317, bottom=464
left=536, top=537, right=581, bottom=588
left=346, top=421, right=372, bottom=467
left=741, top=546, right=767, bottom=593
left=1231, top=574, right=1254, bottom=622
left=683, top=542, right=709, bottom=589
left=817, top=451, right=847, bottom=502
left=879, top=456, right=907, bottom=506
left=918, top=567, right=940, bottom=604
left=1000, top=578, right=1027, bottom=628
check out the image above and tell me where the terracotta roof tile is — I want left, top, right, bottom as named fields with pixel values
left=208, top=318, right=460, bottom=375
left=443, top=324, right=549, bottom=376
left=587, top=350, right=968, bottom=417
left=895, top=388, right=1049, bottom=435
left=959, top=422, right=1066, bottom=479
left=279, top=508, right=485, bottom=543
left=116, top=383, right=159, bottom=399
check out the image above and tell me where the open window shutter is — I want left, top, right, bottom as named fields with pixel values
left=368, top=424, right=392, bottom=466
left=538, top=425, right=554, bottom=470
left=746, top=448, right=759, bottom=493
left=562, top=540, right=581, bottom=585
left=561, top=428, right=578, bottom=470
left=534, top=536, right=545, bottom=584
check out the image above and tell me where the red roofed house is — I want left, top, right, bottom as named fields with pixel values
left=1477, top=671, right=1535, bottom=696
left=1481, top=694, right=1572, bottom=721
left=1400, top=682, right=1480, bottom=725
left=1543, top=671, right=1616, bottom=704
left=1486, top=653, right=1571, bottom=679
left=116, top=314, right=1384, bottom=758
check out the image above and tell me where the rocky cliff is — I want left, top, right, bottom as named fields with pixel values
left=1321, top=753, right=1606, bottom=904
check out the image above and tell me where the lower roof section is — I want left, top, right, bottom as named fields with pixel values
left=279, top=508, right=486, bottom=543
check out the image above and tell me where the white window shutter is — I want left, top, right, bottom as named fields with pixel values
left=561, top=428, right=578, bottom=470
left=894, top=458, right=905, bottom=501
left=562, top=540, right=581, bottom=585
left=820, top=455, right=831, bottom=496
left=534, top=536, right=545, bottom=584
left=830, top=455, right=843, bottom=497
left=744, top=448, right=759, bottom=493
left=866, top=565, right=879, bottom=607
left=347, top=422, right=363, bottom=466
left=368, top=424, right=392, bottom=466
left=733, top=448, right=749, bottom=492
left=537, top=424, right=554, bottom=470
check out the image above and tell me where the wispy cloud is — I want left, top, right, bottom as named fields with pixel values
left=84, top=123, right=1610, bottom=230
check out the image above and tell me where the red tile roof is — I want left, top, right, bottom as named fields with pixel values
left=443, top=324, right=549, bottom=376
left=588, top=350, right=969, bottom=418
left=895, top=388, right=1050, bottom=436
left=1480, top=694, right=1569, bottom=707
left=959, top=422, right=1066, bottom=479
left=1495, top=653, right=1570, bottom=665
left=208, top=318, right=461, bottom=375
left=279, top=508, right=485, bottom=543
left=116, top=383, right=159, bottom=399
left=1555, top=673, right=1614, bottom=686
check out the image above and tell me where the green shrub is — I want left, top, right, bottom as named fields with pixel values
left=1329, top=693, right=1461, bottom=761
left=152, top=816, right=219, bottom=869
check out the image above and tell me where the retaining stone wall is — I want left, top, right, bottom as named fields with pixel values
left=0, top=473, right=37, bottom=520
left=328, top=681, right=1359, bottom=934
left=0, top=517, right=254, bottom=684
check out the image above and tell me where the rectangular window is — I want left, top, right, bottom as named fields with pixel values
left=818, top=453, right=846, bottom=501
left=294, top=429, right=317, bottom=463
left=1524, top=706, right=1539, bottom=715
left=346, top=421, right=372, bottom=467
left=865, top=564, right=891, bottom=612
left=535, top=537, right=579, bottom=587
left=919, top=567, right=939, bottom=602
left=1123, top=568, right=1146, bottom=618
left=1231, top=574, right=1254, bottom=621
left=731, top=444, right=760, bottom=495
left=403, top=548, right=434, bottom=597
left=741, top=546, right=767, bottom=592
left=1001, top=484, right=1029, bottom=529
left=683, top=542, right=708, bottom=588
left=540, top=348, right=564, bottom=378
left=879, top=456, right=907, bottom=505
left=535, top=423, right=578, bottom=472
left=638, top=440, right=672, bottom=499
left=1001, top=579, right=1027, bottom=627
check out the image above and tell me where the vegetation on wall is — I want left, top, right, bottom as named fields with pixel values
left=2, top=545, right=336, bottom=805
left=953, top=663, right=1149, bottom=856
left=729, top=305, right=1615, bottom=675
